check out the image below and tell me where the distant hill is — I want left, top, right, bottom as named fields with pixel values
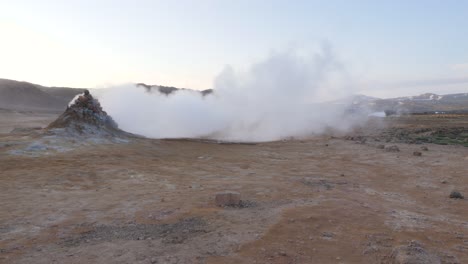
left=350, top=92, right=468, bottom=114
left=1, top=78, right=467, bottom=114
left=0, top=79, right=212, bottom=113
left=0, top=79, right=85, bottom=112
left=136, top=83, right=213, bottom=96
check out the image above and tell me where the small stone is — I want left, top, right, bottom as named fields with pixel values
left=413, top=151, right=422, bottom=156
left=449, top=191, right=464, bottom=199
left=421, top=146, right=429, bottom=151
left=385, top=145, right=400, bottom=152
left=215, top=191, right=241, bottom=207
left=377, top=144, right=385, bottom=149
left=441, top=180, right=447, bottom=184
left=279, top=251, right=287, bottom=256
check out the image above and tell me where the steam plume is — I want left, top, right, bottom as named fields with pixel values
left=98, top=47, right=363, bottom=142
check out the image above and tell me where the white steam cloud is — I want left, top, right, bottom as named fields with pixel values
left=98, top=46, right=364, bottom=142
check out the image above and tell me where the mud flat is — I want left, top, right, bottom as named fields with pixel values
left=1, top=115, right=468, bottom=263
left=0, top=109, right=59, bottom=134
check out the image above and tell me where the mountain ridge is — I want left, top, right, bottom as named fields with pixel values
left=1, top=78, right=467, bottom=114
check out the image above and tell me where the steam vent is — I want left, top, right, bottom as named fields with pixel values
left=47, top=90, right=125, bottom=137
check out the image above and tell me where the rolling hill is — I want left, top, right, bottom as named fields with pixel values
left=0, top=79, right=85, bottom=112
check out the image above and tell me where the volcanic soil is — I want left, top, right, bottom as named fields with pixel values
left=1, top=115, right=468, bottom=264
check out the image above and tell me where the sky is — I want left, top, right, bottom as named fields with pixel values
left=0, top=0, right=467, bottom=98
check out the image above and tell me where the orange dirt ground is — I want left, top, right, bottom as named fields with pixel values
left=0, top=115, right=467, bottom=263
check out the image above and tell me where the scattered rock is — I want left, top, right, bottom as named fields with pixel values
left=322, top=232, right=335, bottom=239
left=301, top=179, right=340, bottom=190
left=385, top=145, right=400, bottom=152
left=390, top=241, right=441, bottom=264
left=62, top=218, right=206, bottom=246
left=440, top=180, right=447, bottom=184
left=345, top=136, right=367, bottom=144
left=215, top=191, right=241, bottom=207
left=377, top=144, right=385, bottom=149
left=449, top=191, right=464, bottom=199
left=237, top=200, right=256, bottom=208
left=413, top=151, right=422, bottom=156
left=421, top=146, right=429, bottom=151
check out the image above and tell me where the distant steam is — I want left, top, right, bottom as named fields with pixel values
left=98, top=46, right=365, bottom=142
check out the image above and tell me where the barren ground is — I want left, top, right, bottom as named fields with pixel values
left=0, top=110, right=58, bottom=134
left=0, top=115, right=467, bottom=263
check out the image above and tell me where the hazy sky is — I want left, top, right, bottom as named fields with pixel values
left=1, top=0, right=467, bottom=98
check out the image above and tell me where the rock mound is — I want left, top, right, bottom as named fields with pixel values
left=46, top=90, right=128, bottom=137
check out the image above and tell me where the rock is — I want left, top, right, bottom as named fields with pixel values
left=377, top=144, right=385, bottom=149
left=385, top=145, right=400, bottom=152
left=390, top=241, right=441, bottom=264
left=413, top=151, right=422, bottom=156
left=421, top=146, right=429, bottom=151
left=45, top=90, right=131, bottom=138
left=440, top=180, right=447, bottom=184
left=449, top=191, right=464, bottom=199
left=322, top=232, right=335, bottom=239
left=215, top=191, right=241, bottom=207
